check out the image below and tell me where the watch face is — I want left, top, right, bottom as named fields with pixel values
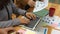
left=24, top=4, right=30, bottom=10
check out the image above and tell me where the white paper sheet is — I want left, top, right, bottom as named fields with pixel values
left=51, top=29, right=60, bottom=34
left=43, top=15, right=60, bottom=29
left=33, top=0, right=48, bottom=12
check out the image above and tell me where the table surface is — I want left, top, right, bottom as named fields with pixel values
left=12, top=2, right=60, bottom=34
left=46, top=3, right=60, bottom=17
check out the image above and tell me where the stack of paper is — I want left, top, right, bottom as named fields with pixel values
left=33, top=0, right=48, bottom=12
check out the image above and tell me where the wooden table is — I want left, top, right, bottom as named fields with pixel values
left=46, top=3, right=60, bottom=17
left=12, top=2, right=60, bottom=34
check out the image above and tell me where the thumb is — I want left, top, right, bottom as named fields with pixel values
left=0, top=31, right=7, bottom=34
left=4, top=32, right=7, bottom=34
left=5, top=27, right=16, bottom=32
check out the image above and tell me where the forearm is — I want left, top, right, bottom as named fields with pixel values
left=10, top=0, right=26, bottom=15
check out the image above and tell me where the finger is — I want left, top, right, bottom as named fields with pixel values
left=0, top=29, right=7, bottom=34
left=3, top=32, right=7, bottom=34
left=26, top=19, right=30, bottom=23
left=29, top=14, right=35, bottom=20
left=4, top=32, right=7, bottom=34
left=5, top=27, right=16, bottom=32
left=31, top=15, right=35, bottom=20
left=32, top=14, right=36, bottom=20
left=25, top=18, right=30, bottom=24
left=33, top=1, right=35, bottom=5
left=29, top=14, right=36, bottom=20
left=23, top=17, right=30, bottom=24
left=26, top=14, right=32, bottom=19
left=20, top=32, right=23, bottom=34
left=31, top=1, right=35, bottom=7
left=0, top=32, right=7, bottom=34
left=33, top=2, right=35, bottom=6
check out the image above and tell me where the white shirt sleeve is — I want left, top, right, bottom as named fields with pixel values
left=33, top=0, right=49, bottom=12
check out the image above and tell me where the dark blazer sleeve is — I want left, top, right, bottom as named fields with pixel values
left=10, top=0, right=26, bottom=15
left=0, top=18, right=21, bottom=28
left=0, top=0, right=27, bottom=28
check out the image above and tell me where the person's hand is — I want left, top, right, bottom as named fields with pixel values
left=26, top=12, right=36, bottom=20
left=28, top=0, right=35, bottom=7
left=18, top=16, right=30, bottom=24
left=0, top=27, right=16, bottom=34
left=0, top=29, right=7, bottom=34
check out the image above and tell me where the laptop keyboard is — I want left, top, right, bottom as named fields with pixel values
left=25, top=16, right=40, bottom=28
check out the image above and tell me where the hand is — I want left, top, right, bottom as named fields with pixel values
left=18, top=16, right=30, bottom=24
left=0, top=27, right=16, bottom=34
left=26, top=12, right=36, bottom=20
left=28, top=0, right=35, bottom=7
left=0, top=29, right=7, bottom=34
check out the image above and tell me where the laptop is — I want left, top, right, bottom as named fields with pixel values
left=19, top=9, right=48, bottom=30
left=24, top=16, right=41, bottom=30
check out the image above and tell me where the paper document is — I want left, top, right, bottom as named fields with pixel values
left=33, top=0, right=48, bottom=12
